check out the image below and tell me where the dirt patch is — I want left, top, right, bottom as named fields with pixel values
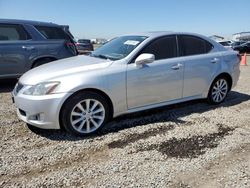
left=136, top=125, right=235, bottom=158
left=108, top=124, right=175, bottom=149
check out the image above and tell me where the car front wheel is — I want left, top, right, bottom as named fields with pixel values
left=60, top=92, right=110, bottom=136
left=208, top=77, right=229, bottom=104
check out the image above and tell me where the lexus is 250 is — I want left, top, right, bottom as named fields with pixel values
left=13, top=32, right=240, bottom=136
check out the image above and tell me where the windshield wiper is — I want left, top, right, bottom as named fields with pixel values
left=96, top=54, right=110, bottom=60
left=90, top=54, right=118, bottom=60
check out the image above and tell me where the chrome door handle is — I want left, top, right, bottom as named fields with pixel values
left=211, top=58, right=219, bottom=64
left=22, top=46, right=35, bottom=50
left=171, top=63, right=183, bottom=70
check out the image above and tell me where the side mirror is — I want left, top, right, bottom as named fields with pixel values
left=135, top=53, right=155, bottom=66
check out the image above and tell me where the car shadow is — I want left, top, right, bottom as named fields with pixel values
left=31, top=91, right=250, bottom=141
left=0, top=79, right=18, bottom=93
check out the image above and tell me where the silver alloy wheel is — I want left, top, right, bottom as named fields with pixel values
left=211, top=79, right=228, bottom=103
left=70, top=99, right=105, bottom=133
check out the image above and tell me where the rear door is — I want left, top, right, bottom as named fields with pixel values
left=126, top=35, right=184, bottom=109
left=0, top=23, right=34, bottom=77
left=177, top=35, right=221, bottom=98
left=34, top=25, right=78, bottom=56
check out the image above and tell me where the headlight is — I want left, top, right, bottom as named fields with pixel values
left=23, top=82, right=60, bottom=95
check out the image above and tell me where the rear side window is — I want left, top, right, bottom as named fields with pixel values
left=178, top=35, right=213, bottom=56
left=34, top=26, right=70, bottom=40
left=140, top=36, right=177, bottom=60
left=0, top=24, right=31, bottom=41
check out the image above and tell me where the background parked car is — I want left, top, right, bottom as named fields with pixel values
left=218, top=41, right=231, bottom=46
left=233, top=41, right=250, bottom=54
left=76, top=39, right=94, bottom=54
left=0, top=19, right=77, bottom=79
left=231, top=41, right=245, bottom=48
left=218, top=41, right=233, bottom=50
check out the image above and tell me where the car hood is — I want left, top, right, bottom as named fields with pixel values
left=19, top=55, right=112, bottom=85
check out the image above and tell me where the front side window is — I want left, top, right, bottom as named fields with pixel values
left=0, top=24, right=31, bottom=41
left=140, top=36, right=177, bottom=60
left=34, top=26, right=70, bottom=40
left=91, top=36, right=147, bottom=60
left=178, top=35, right=213, bottom=56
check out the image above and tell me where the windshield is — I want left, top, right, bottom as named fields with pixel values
left=91, top=36, right=147, bottom=60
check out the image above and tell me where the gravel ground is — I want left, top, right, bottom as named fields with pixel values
left=0, top=65, right=250, bottom=188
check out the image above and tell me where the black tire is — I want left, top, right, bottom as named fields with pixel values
left=207, top=77, right=229, bottom=104
left=60, top=92, right=110, bottom=136
left=32, top=58, right=55, bottom=68
left=26, top=123, right=42, bottom=133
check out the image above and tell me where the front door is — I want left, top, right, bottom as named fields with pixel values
left=126, top=35, right=184, bottom=109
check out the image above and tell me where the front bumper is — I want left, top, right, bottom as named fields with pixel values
left=13, top=92, right=71, bottom=129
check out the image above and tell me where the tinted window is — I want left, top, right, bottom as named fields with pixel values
left=0, top=24, right=30, bottom=41
left=140, top=36, right=177, bottom=60
left=35, top=26, right=70, bottom=40
left=178, top=35, right=213, bottom=56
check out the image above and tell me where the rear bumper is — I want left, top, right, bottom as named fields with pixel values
left=14, top=92, right=71, bottom=129
left=231, top=64, right=240, bottom=89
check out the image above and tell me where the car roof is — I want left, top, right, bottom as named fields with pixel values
left=122, top=31, right=223, bottom=50
left=123, top=31, right=209, bottom=39
left=0, top=18, right=59, bottom=27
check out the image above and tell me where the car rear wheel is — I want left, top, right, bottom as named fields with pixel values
left=60, top=92, right=110, bottom=136
left=207, top=77, right=229, bottom=104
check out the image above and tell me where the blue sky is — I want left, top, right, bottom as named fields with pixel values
left=0, top=0, right=249, bottom=39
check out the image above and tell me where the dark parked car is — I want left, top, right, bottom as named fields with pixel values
left=233, top=42, right=250, bottom=54
left=76, top=39, right=94, bottom=54
left=0, top=19, right=77, bottom=79
left=218, top=41, right=231, bottom=47
left=218, top=41, right=232, bottom=50
left=231, top=41, right=245, bottom=48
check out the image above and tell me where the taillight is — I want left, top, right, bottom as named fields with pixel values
left=65, top=41, right=78, bottom=55
left=66, top=42, right=75, bottom=46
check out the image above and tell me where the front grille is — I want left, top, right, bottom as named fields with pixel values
left=15, top=83, right=24, bottom=95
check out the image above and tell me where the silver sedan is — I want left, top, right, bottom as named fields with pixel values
left=13, top=32, right=240, bottom=136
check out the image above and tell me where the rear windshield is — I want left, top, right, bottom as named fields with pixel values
left=78, top=39, right=91, bottom=43
left=35, top=26, right=70, bottom=40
